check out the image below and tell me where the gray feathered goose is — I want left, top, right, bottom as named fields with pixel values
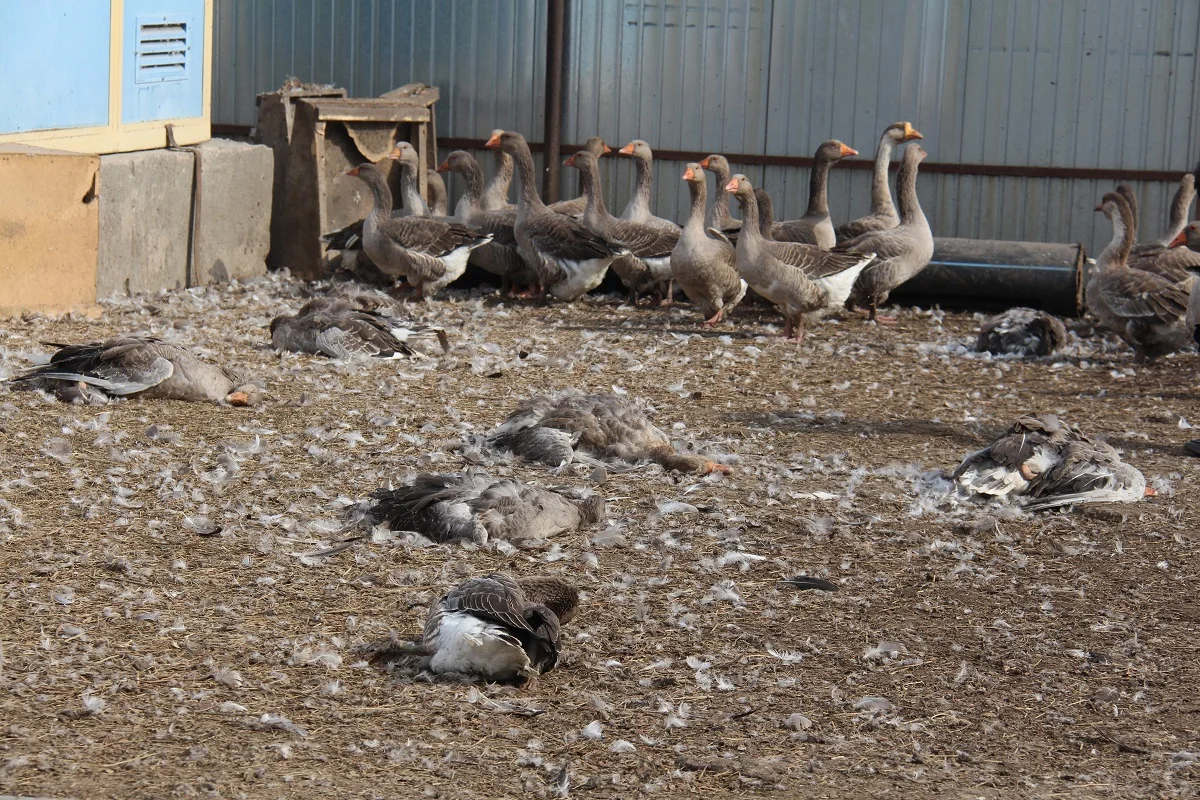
left=438, top=150, right=536, bottom=292
left=347, top=160, right=491, bottom=298
left=975, top=307, right=1067, bottom=357
left=839, top=144, right=934, bottom=322
left=547, top=137, right=611, bottom=218
left=771, top=140, right=857, bottom=249
left=8, top=337, right=259, bottom=406
left=270, top=307, right=447, bottom=360
left=1117, top=182, right=1200, bottom=283
left=835, top=121, right=923, bottom=242
left=1087, top=192, right=1190, bottom=363
left=486, top=131, right=626, bottom=301
left=368, top=471, right=604, bottom=545
left=386, top=573, right=579, bottom=683
left=426, top=168, right=449, bottom=217
left=568, top=149, right=679, bottom=306
left=671, top=162, right=747, bottom=325
left=699, top=154, right=741, bottom=236
left=953, top=415, right=1152, bottom=510
left=487, top=389, right=732, bottom=475
left=480, top=134, right=516, bottom=212
left=727, top=174, right=873, bottom=341
left=1166, top=220, right=1200, bottom=342
left=616, top=140, right=680, bottom=234
left=754, top=187, right=777, bottom=239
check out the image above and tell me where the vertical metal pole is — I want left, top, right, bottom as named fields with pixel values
left=542, top=0, right=565, bottom=202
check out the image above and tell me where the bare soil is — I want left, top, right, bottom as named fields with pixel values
left=0, top=275, right=1197, bottom=799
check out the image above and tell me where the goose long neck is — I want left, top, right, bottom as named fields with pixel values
left=632, top=156, right=653, bottom=208
left=805, top=154, right=831, bottom=217
left=453, top=158, right=486, bottom=218
left=510, top=143, right=547, bottom=213
left=871, top=136, right=897, bottom=217
left=579, top=159, right=612, bottom=224
left=895, top=154, right=925, bottom=225
left=734, top=191, right=762, bottom=252
left=361, top=170, right=394, bottom=217
left=1165, top=178, right=1196, bottom=240
left=684, top=179, right=707, bottom=232
left=706, top=165, right=734, bottom=227
left=1103, top=204, right=1135, bottom=268
left=482, top=150, right=513, bottom=207
left=396, top=160, right=426, bottom=215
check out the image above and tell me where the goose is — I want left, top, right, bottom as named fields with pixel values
left=368, top=471, right=604, bottom=545
left=547, top=137, right=612, bottom=218
left=438, top=150, right=536, bottom=292
left=1166, top=220, right=1200, bottom=345
left=347, top=161, right=491, bottom=298
left=1086, top=192, right=1190, bottom=363
left=771, top=140, right=857, bottom=249
left=616, top=140, right=680, bottom=233
left=699, top=154, right=741, bottom=235
left=975, top=307, right=1067, bottom=357
left=835, top=121, right=923, bottom=242
left=1117, top=182, right=1199, bottom=283
left=270, top=308, right=447, bottom=359
left=754, top=187, right=777, bottom=239
left=567, top=149, right=678, bottom=306
left=952, top=415, right=1152, bottom=510
left=840, top=144, right=935, bottom=322
left=485, top=130, right=626, bottom=301
left=426, top=168, right=449, bottom=217
left=480, top=137, right=517, bottom=212
left=486, top=389, right=733, bottom=475
left=391, top=573, right=579, bottom=683
left=726, top=174, right=873, bottom=341
left=671, top=162, right=747, bottom=325
left=7, top=337, right=260, bottom=406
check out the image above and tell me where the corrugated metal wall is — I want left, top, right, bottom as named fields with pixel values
left=213, top=0, right=1200, bottom=255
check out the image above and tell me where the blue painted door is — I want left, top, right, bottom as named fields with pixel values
left=121, top=0, right=205, bottom=124
left=0, top=2, right=112, bottom=134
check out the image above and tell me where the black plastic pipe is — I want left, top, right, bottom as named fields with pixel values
left=542, top=0, right=565, bottom=203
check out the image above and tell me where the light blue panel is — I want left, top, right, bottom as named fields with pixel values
left=0, top=1, right=111, bottom=134
left=121, top=0, right=206, bottom=123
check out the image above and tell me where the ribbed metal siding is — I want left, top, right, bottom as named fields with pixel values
left=213, top=0, right=1200, bottom=254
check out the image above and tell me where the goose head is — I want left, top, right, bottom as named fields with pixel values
left=1168, top=220, right=1200, bottom=251
left=583, top=136, right=612, bottom=157
left=700, top=154, right=732, bottom=175
left=681, top=162, right=704, bottom=184
left=885, top=121, right=924, bottom=143
left=724, top=173, right=754, bottom=200
left=818, top=139, right=858, bottom=162
left=386, top=141, right=421, bottom=171
left=617, top=139, right=652, bottom=161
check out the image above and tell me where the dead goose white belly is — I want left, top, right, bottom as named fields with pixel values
left=546, top=256, right=617, bottom=301
left=428, top=612, right=531, bottom=681
left=954, top=446, right=1059, bottom=497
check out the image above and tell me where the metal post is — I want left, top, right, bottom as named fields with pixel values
left=542, top=0, right=565, bottom=202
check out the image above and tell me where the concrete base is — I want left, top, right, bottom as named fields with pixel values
left=97, top=148, right=192, bottom=297
left=0, top=144, right=100, bottom=317
left=96, top=139, right=273, bottom=298
left=193, top=138, right=272, bottom=286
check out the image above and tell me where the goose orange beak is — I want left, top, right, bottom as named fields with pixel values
left=436, top=159, right=450, bottom=173
left=1094, top=203, right=1104, bottom=213
left=1144, top=486, right=1157, bottom=497
left=700, top=156, right=712, bottom=169
left=386, top=145, right=402, bottom=160
left=682, top=167, right=695, bottom=180
left=484, top=132, right=502, bottom=149
left=1168, top=230, right=1187, bottom=248
left=602, top=143, right=612, bottom=154
left=564, top=154, right=577, bottom=167
left=618, top=142, right=635, bottom=155
left=903, top=122, right=924, bottom=140
left=227, top=391, right=251, bottom=407
left=344, top=166, right=361, bottom=177
left=724, top=178, right=739, bottom=192
left=839, top=143, right=858, bottom=157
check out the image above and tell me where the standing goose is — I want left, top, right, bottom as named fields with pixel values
left=368, top=471, right=604, bottom=545
left=486, top=389, right=733, bottom=475
left=672, top=162, right=747, bottom=325
left=485, top=131, right=625, bottom=301
left=347, top=161, right=491, bottom=298
left=835, top=122, right=923, bottom=242
left=438, top=150, right=536, bottom=292
left=1086, top=192, right=1190, bottom=363
left=7, top=337, right=260, bottom=406
left=840, top=144, right=935, bottom=322
left=699, top=154, right=742, bottom=235
left=391, top=573, right=579, bottom=683
left=547, top=137, right=612, bottom=218
left=771, top=140, right=857, bottom=249
left=567, top=149, right=678, bottom=306
left=727, top=174, right=874, bottom=341
left=480, top=134, right=517, bottom=212
left=616, top=140, right=680, bottom=233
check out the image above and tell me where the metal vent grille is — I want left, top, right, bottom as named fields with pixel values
left=135, top=17, right=189, bottom=84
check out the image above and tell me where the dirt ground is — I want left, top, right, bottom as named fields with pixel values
left=0, top=274, right=1197, bottom=799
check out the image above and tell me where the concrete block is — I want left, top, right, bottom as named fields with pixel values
left=193, top=138, right=273, bottom=285
left=97, top=148, right=192, bottom=297
left=0, top=144, right=99, bottom=317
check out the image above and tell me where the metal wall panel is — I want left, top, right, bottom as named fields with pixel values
left=214, top=0, right=1200, bottom=255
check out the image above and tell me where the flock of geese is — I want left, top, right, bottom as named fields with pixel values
left=5, top=120, right=1200, bottom=684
